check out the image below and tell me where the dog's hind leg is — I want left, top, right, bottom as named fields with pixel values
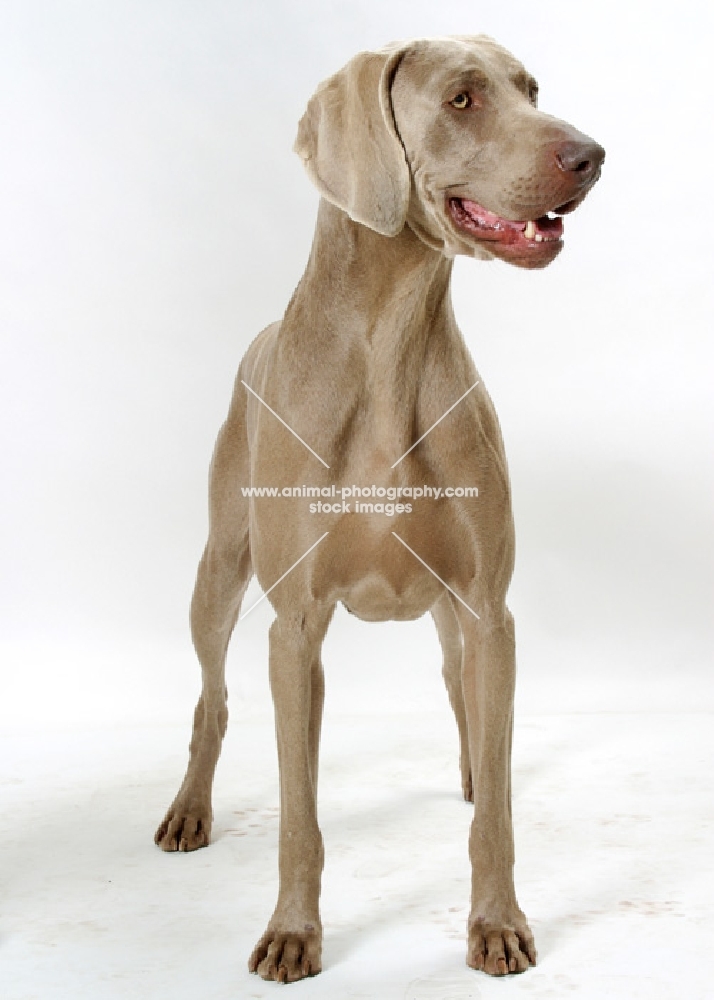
left=432, top=592, right=472, bottom=802
left=155, top=383, right=252, bottom=852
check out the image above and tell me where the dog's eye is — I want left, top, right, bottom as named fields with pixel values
left=450, top=92, right=472, bottom=110
left=529, top=85, right=539, bottom=106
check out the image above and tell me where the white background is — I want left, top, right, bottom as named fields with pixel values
left=1, top=2, right=712, bottom=998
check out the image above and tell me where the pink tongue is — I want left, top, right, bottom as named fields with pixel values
left=536, top=214, right=564, bottom=237
left=461, top=199, right=524, bottom=231
left=460, top=198, right=564, bottom=238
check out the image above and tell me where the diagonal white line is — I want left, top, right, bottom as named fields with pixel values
left=391, top=532, right=480, bottom=620
left=241, top=380, right=330, bottom=469
left=238, top=532, right=330, bottom=621
left=390, top=381, right=480, bottom=469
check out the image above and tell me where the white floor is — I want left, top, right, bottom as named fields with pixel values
left=2, top=696, right=712, bottom=1000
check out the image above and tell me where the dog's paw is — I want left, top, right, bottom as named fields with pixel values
left=154, top=803, right=211, bottom=852
left=249, top=925, right=322, bottom=983
left=467, top=915, right=536, bottom=975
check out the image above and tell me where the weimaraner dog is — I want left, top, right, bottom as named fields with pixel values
left=155, top=36, right=604, bottom=982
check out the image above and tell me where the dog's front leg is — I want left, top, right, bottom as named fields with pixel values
left=249, top=605, right=332, bottom=983
left=455, top=601, right=537, bottom=976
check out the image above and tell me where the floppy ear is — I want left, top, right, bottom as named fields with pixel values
left=294, top=47, right=411, bottom=237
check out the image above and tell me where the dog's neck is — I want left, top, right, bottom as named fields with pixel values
left=279, top=199, right=455, bottom=465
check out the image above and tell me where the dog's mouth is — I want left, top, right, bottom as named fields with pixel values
left=448, top=197, right=576, bottom=253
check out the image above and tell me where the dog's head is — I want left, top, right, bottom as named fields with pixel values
left=295, top=36, right=604, bottom=270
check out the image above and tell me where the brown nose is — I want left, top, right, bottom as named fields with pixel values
left=555, top=140, right=605, bottom=180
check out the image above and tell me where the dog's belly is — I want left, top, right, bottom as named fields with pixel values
left=339, top=570, right=443, bottom=622
left=307, top=508, right=473, bottom=622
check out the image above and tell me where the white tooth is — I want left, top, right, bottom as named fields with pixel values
left=535, top=233, right=544, bottom=242
left=524, top=220, right=536, bottom=240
